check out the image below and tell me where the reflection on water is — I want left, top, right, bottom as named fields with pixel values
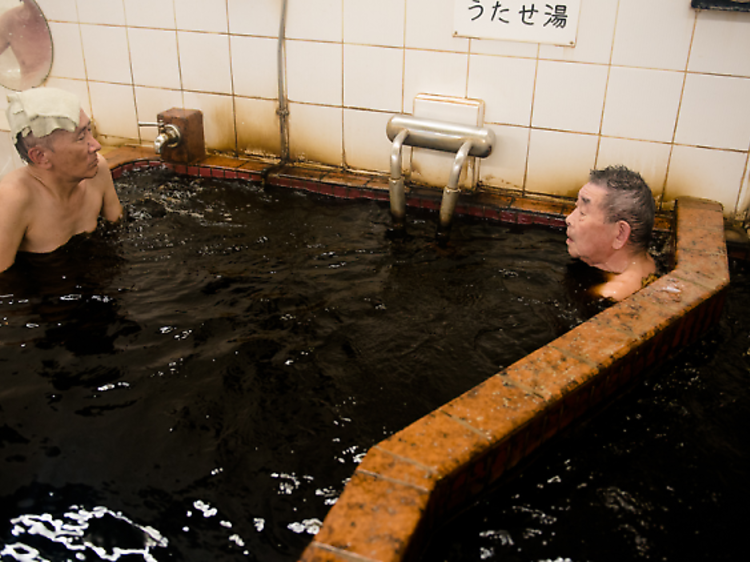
left=3, top=504, right=167, bottom=562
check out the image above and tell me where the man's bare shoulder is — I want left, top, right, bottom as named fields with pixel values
left=0, top=167, right=36, bottom=206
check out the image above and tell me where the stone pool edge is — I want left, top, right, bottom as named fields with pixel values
left=103, top=147, right=728, bottom=562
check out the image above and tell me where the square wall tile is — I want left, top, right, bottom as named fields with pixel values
left=478, top=124, right=529, bottom=191
left=612, top=0, right=695, bottom=71
left=286, top=40, right=342, bottom=106
left=344, top=45, right=403, bottom=112
left=665, top=145, right=746, bottom=213
left=343, top=0, right=405, bottom=47
left=134, top=87, right=184, bottom=141
left=405, top=0, right=469, bottom=53
left=675, top=73, right=750, bottom=151
left=468, top=55, right=536, bottom=127
left=48, top=22, right=86, bottom=80
left=175, top=0, right=228, bottom=33
left=343, top=108, right=393, bottom=173
left=36, top=0, right=78, bottom=22
left=403, top=50, right=469, bottom=113
left=231, top=35, right=278, bottom=99
left=532, top=60, right=608, bottom=135
left=77, top=0, right=126, bottom=26
left=124, top=0, right=176, bottom=29
left=288, top=103, right=343, bottom=167
left=129, top=28, right=181, bottom=89
left=183, top=91, right=236, bottom=153
left=689, top=11, right=750, bottom=78
left=89, top=82, right=139, bottom=141
left=235, top=97, right=281, bottom=157
left=178, top=31, right=232, bottom=95
left=539, top=0, right=618, bottom=65
left=286, top=0, right=342, bottom=42
left=80, top=25, right=132, bottom=84
left=471, top=38, right=538, bottom=58
left=227, top=0, right=281, bottom=37
left=596, top=137, right=671, bottom=198
left=602, top=67, right=683, bottom=143
left=526, top=129, right=598, bottom=196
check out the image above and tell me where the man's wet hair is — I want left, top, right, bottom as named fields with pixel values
left=589, top=165, right=655, bottom=252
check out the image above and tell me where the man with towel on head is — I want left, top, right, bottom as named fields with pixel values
left=0, top=87, right=122, bottom=272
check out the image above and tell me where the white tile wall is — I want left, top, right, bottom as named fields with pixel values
left=403, top=50, right=468, bottom=112
left=227, top=0, right=282, bottom=37
left=231, top=35, right=279, bottom=100
left=286, top=0, right=342, bottom=42
left=526, top=129, right=598, bottom=196
left=288, top=103, right=343, bottom=167
left=405, top=0, right=469, bottom=53
left=175, top=0, right=228, bottom=34
left=666, top=146, right=748, bottom=212
left=467, top=55, right=536, bottom=127
left=690, top=10, right=750, bottom=78
left=538, top=0, right=618, bottom=65
left=47, top=22, right=87, bottom=80
left=235, top=97, right=281, bottom=156
left=532, top=60, right=608, bottom=135
left=343, top=108, right=394, bottom=172
left=129, top=28, right=181, bottom=90
left=80, top=24, right=132, bottom=84
left=286, top=40, right=342, bottom=106
left=343, top=0, right=405, bottom=48
left=611, top=0, right=695, bottom=71
left=76, top=0, right=126, bottom=26
left=124, top=0, right=176, bottom=29
left=602, top=67, right=683, bottom=143
left=675, top=74, right=750, bottom=151
left=177, top=31, right=233, bottom=95
left=2, top=0, right=750, bottom=217
left=343, top=45, right=403, bottom=112
left=596, top=137, right=672, bottom=197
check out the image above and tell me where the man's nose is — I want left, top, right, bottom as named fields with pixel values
left=89, top=136, right=101, bottom=152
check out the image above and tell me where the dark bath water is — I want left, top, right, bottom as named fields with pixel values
left=0, top=168, right=583, bottom=561
left=424, top=264, right=750, bottom=561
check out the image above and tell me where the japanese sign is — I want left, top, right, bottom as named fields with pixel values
left=454, top=1, right=581, bottom=46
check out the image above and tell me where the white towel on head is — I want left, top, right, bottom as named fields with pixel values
left=6, top=87, right=80, bottom=139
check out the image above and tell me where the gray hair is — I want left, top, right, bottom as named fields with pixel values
left=589, top=165, right=655, bottom=252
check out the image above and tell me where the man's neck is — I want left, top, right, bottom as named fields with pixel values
left=26, top=165, right=82, bottom=200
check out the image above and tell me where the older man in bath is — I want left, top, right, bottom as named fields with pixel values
left=565, top=165, right=657, bottom=301
left=0, top=87, right=122, bottom=273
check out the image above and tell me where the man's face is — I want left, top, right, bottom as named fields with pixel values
left=565, top=182, right=619, bottom=268
left=45, top=110, right=101, bottom=182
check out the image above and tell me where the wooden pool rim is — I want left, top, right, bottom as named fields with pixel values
left=103, top=147, right=728, bottom=562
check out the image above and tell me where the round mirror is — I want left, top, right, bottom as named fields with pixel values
left=0, top=0, right=52, bottom=91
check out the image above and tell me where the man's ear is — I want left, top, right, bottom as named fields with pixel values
left=27, top=145, right=51, bottom=169
left=613, top=220, right=631, bottom=250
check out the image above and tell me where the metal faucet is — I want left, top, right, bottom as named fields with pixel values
left=138, top=121, right=182, bottom=154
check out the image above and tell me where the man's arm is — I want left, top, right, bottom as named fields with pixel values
left=0, top=179, right=31, bottom=273
left=96, top=154, right=123, bottom=221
